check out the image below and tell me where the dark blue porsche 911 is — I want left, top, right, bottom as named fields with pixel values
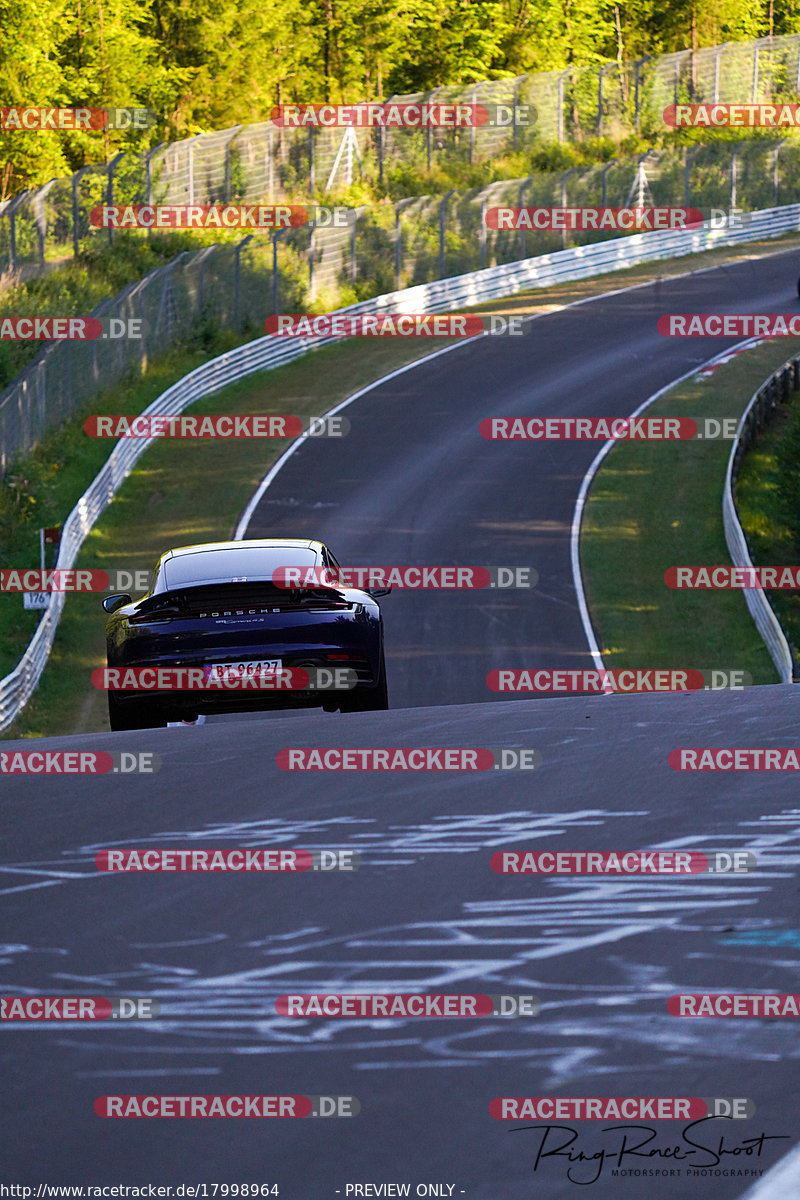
left=101, top=538, right=389, bottom=730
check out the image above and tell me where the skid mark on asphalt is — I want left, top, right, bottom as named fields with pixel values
left=4, top=810, right=799, bottom=1082
left=1, top=810, right=640, bottom=883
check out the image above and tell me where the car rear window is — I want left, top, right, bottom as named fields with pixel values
left=163, top=546, right=318, bottom=588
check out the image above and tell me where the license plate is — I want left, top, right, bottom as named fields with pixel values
left=204, top=659, right=282, bottom=681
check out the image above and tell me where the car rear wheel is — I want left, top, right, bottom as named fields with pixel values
left=339, top=650, right=388, bottom=712
left=108, top=690, right=167, bottom=731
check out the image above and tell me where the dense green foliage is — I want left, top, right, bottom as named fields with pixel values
left=2, top=0, right=797, bottom=194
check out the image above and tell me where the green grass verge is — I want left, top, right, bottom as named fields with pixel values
left=736, top=388, right=800, bottom=663
left=4, top=229, right=800, bottom=737
left=0, top=337, right=453, bottom=739
left=581, top=339, right=800, bottom=685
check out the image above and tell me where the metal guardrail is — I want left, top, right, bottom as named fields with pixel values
left=2, top=202, right=800, bottom=731
left=723, top=352, right=800, bottom=684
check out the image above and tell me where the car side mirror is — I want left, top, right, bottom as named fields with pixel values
left=367, top=586, right=392, bottom=598
left=103, top=593, right=132, bottom=613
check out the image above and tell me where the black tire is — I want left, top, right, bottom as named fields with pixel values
left=339, top=649, right=388, bottom=712
left=107, top=690, right=167, bottom=731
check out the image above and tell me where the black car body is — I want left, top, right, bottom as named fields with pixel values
left=102, top=539, right=389, bottom=729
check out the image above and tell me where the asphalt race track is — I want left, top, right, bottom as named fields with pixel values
left=242, top=245, right=800, bottom=709
left=3, top=688, right=800, bottom=1196
left=4, top=250, right=800, bottom=1198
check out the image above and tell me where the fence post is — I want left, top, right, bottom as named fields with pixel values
left=427, top=87, right=442, bottom=171
left=106, top=153, right=126, bottom=246
left=308, top=126, right=315, bottom=192
left=729, top=141, right=746, bottom=210
left=772, top=138, right=786, bottom=205
left=271, top=228, right=288, bottom=314
left=517, top=174, right=535, bottom=258
left=6, top=191, right=30, bottom=272
left=557, top=69, right=571, bottom=142
left=34, top=181, right=56, bottom=267
left=597, top=64, right=612, bottom=136
left=470, top=85, right=479, bottom=163
left=684, top=146, right=699, bottom=206
left=512, top=78, right=522, bottom=151
left=71, top=167, right=92, bottom=258
left=479, top=193, right=487, bottom=269
left=145, top=144, right=164, bottom=206
left=439, top=189, right=455, bottom=278
left=752, top=43, right=759, bottom=101
left=394, top=197, right=414, bottom=290
left=634, top=57, right=650, bottom=131
left=225, top=127, right=243, bottom=201
left=233, top=235, right=254, bottom=328
left=560, top=168, right=577, bottom=249
left=600, top=159, right=617, bottom=206
left=350, top=207, right=364, bottom=284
